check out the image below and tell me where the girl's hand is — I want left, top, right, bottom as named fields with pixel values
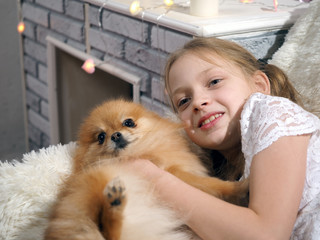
left=125, top=159, right=167, bottom=183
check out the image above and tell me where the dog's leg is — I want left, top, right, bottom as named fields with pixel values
left=166, top=166, right=249, bottom=206
left=45, top=169, right=110, bottom=240
left=101, top=177, right=127, bottom=240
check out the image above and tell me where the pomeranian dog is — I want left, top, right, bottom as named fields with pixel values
left=45, top=99, right=248, bottom=240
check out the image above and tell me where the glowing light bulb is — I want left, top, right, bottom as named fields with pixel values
left=130, top=1, right=141, bottom=15
left=17, top=22, right=25, bottom=33
left=240, top=0, right=253, bottom=3
left=273, top=0, right=278, bottom=11
left=82, top=59, right=95, bottom=74
left=164, top=0, right=174, bottom=7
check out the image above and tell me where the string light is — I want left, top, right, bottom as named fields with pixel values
left=80, top=0, right=285, bottom=76
left=129, top=0, right=175, bottom=16
left=273, top=0, right=278, bottom=11
left=164, top=0, right=174, bottom=7
left=81, top=0, right=147, bottom=75
left=130, top=1, right=141, bottom=15
left=239, top=0, right=303, bottom=11
left=17, top=21, right=25, bottom=33
left=81, top=58, right=95, bottom=74
left=240, top=0, right=253, bottom=3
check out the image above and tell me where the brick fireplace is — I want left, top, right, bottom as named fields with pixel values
left=20, top=0, right=308, bottom=151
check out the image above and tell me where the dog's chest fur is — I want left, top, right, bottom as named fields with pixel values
left=107, top=166, right=200, bottom=240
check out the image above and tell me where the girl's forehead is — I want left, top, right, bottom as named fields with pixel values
left=171, top=51, right=237, bottom=77
left=178, top=51, right=232, bottom=69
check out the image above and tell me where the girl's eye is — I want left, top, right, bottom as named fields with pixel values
left=98, top=132, right=106, bottom=145
left=123, top=118, right=136, bottom=128
left=209, top=79, right=221, bottom=86
left=177, top=98, right=190, bottom=108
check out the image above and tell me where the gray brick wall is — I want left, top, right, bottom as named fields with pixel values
left=26, top=90, right=41, bottom=113
left=27, top=108, right=50, bottom=136
left=37, top=25, right=67, bottom=45
left=102, top=10, right=149, bottom=43
left=88, top=27, right=125, bottom=58
left=230, top=30, right=288, bottom=60
left=50, top=13, right=84, bottom=41
left=35, top=0, right=64, bottom=13
left=22, top=3, right=49, bottom=27
left=24, top=39, right=47, bottom=64
left=38, top=64, right=47, bottom=83
left=20, top=0, right=287, bottom=151
left=26, top=74, right=48, bottom=100
left=124, top=40, right=168, bottom=75
left=65, top=1, right=85, bottom=21
left=151, top=26, right=192, bottom=53
left=23, top=55, right=37, bottom=76
left=22, top=20, right=36, bottom=40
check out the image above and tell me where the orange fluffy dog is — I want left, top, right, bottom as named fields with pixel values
left=45, top=99, right=248, bottom=240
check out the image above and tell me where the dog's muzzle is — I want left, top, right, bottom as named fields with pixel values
left=111, top=132, right=128, bottom=149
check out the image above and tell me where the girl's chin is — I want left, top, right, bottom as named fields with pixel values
left=192, top=132, right=227, bottom=149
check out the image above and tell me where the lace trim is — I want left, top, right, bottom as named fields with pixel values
left=241, top=93, right=319, bottom=178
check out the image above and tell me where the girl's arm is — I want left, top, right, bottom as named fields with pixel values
left=131, top=134, right=309, bottom=240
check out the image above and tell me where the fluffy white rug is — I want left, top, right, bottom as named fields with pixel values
left=0, top=142, right=76, bottom=240
left=269, top=0, right=320, bottom=118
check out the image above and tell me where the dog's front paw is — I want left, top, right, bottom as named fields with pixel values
left=104, top=177, right=126, bottom=208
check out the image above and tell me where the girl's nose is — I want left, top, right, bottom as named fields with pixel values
left=193, top=98, right=208, bottom=112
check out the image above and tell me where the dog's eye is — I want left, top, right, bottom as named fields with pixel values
left=98, top=132, right=106, bottom=145
left=122, top=118, right=136, bottom=128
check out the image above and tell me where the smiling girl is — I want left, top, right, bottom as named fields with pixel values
left=132, top=37, right=320, bottom=239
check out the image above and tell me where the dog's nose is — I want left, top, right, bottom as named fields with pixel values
left=111, top=132, right=122, bottom=142
left=111, top=132, right=128, bottom=149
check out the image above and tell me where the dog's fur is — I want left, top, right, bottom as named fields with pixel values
left=44, top=99, right=248, bottom=240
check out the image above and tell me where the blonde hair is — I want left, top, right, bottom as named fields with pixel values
left=164, top=37, right=303, bottom=111
left=164, top=37, right=303, bottom=180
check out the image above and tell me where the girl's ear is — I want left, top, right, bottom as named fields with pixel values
left=253, top=70, right=271, bottom=94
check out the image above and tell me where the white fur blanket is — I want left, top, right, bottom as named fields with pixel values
left=0, top=143, right=76, bottom=240
left=270, top=0, right=320, bottom=118
left=1, top=2, right=319, bottom=239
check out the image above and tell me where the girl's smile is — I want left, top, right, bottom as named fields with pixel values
left=198, top=112, right=224, bottom=129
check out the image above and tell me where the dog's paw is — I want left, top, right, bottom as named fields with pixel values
left=104, top=177, right=126, bottom=208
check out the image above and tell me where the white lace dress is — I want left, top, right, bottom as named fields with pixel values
left=240, top=93, right=320, bottom=239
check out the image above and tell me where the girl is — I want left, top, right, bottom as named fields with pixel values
left=132, top=37, right=320, bottom=239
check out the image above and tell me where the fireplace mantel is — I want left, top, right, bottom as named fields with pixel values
left=85, top=0, right=309, bottom=37
left=21, top=0, right=308, bottom=150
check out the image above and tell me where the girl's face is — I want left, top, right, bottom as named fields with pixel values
left=168, top=53, right=266, bottom=154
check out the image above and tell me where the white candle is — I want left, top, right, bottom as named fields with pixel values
left=190, top=0, right=219, bottom=17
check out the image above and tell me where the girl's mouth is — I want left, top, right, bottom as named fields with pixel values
left=198, top=113, right=223, bottom=128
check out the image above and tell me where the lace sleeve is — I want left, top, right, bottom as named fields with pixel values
left=241, top=93, right=318, bottom=177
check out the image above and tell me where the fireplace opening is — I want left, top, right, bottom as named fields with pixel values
left=47, top=37, right=141, bottom=145
left=56, top=49, right=133, bottom=144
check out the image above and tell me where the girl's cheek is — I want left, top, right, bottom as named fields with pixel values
left=178, top=110, right=195, bottom=131
left=183, top=120, right=192, bottom=130
left=181, top=117, right=192, bottom=129
left=183, top=120, right=197, bottom=138
left=178, top=110, right=189, bottom=122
